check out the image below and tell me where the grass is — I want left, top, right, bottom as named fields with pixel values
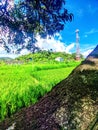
left=0, top=62, right=80, bottom=121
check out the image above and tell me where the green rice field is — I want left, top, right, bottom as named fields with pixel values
left=0, top=62, right=80, bottom=121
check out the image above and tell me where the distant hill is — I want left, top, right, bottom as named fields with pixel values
left=0, top=57, right=12, bottom=61
left=16, top=51, right=84, bottom=63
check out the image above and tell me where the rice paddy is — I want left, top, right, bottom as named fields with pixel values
left=0, top=62, right=80, bottom=121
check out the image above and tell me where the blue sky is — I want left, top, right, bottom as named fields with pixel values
left=0, top=0, right=98, bottom=58
left=60, top=0, right=98, bottom=56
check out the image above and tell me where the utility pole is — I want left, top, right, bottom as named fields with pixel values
left=75, top=29, right=80, bottom=60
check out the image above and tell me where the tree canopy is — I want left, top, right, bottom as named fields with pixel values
left=0, top=0, right=73, bottom=36
left=0, top=0, right=73, bottom=53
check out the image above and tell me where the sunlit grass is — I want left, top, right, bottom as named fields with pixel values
left=0, top=62, right=80, bottom=121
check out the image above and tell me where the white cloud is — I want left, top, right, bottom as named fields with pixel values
left=35, top=34, right=75, bottom=53
left=0, top=46, right=7, bottom=54
left=82, top=49, right=93, bottom=58
left=81, top=45, right=96, bottom=58
left=65, top=43, right=75, bottom=54
left=88, top=4, right=98, bottom=14
left=0, top=34, right=75, bottom=58
left=85, top=29, right=98, bottom=35
left=0, top=47, right=28, bottom=59
left=84, top=29, right=98, bottom=38
left=0, top=50, right=30, bottom=59
left=20, top=49, right=30, bottom=55
left=0, top=53, right=19, bottom=59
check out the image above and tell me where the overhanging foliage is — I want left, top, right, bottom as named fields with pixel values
left=0, top=0, right=73, bottom=36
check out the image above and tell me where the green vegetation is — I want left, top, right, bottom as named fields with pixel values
left=0, top=62, right=80, bottom=121
left=16, top=51, right=84, bottom=63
